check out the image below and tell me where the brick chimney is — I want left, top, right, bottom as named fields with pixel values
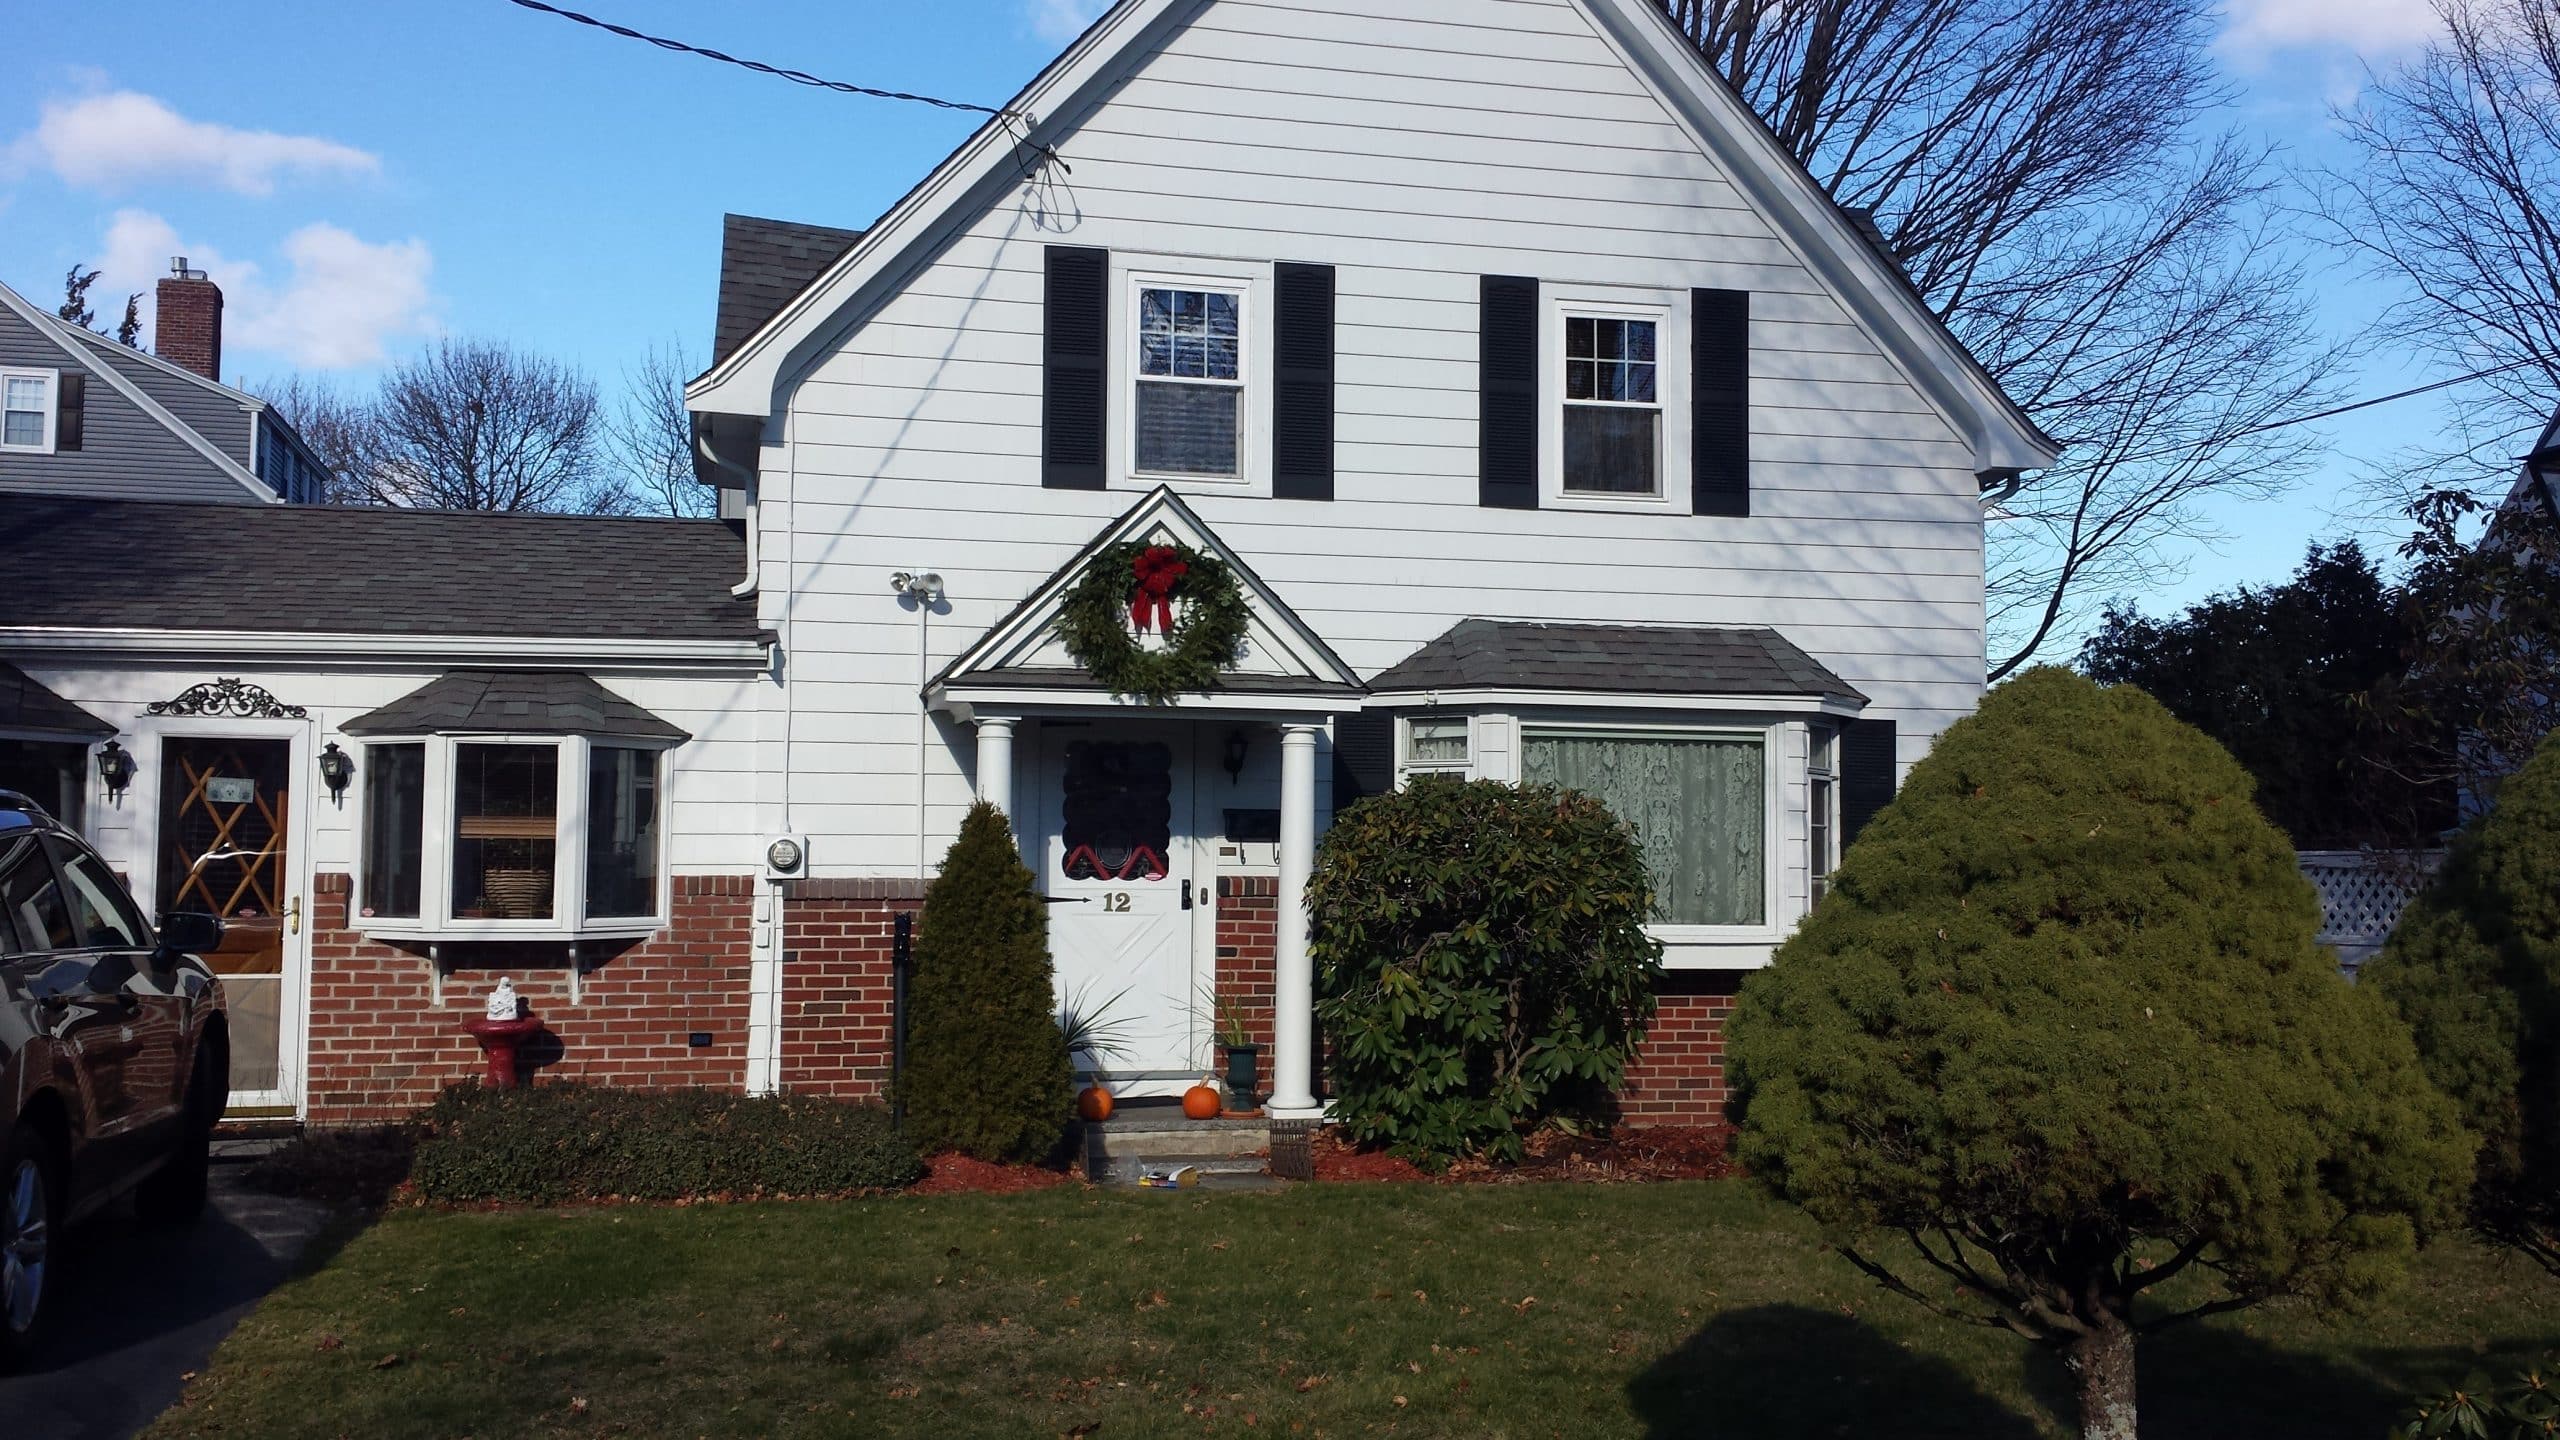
left=155, top=258, right=223, bottom=381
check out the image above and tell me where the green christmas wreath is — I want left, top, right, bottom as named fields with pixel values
left=1058, top=540, right=1250, bottom=704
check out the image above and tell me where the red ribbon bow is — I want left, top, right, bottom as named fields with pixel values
left=1129, top=545, right=1188, bottom=633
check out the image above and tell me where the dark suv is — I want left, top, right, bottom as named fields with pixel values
left=1, top=790, right=228, bottom=1368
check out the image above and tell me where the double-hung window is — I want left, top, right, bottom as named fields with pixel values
left=1563, top=314, right=1661, bottom=494
left=1521, top=727, right=1770, bottom=929
left=357, top=735, right=668, bottom=935
left=1399, top=716, right=1472, bottom=785
left=2, top=369, right=56, bottom=452
left=1132, top=282, right=1246, bottom=480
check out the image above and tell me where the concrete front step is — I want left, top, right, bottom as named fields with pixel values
left=1089, top=1149, right=1274, bottom=1185
left=1085, top=1108, right=1276, bottom=1184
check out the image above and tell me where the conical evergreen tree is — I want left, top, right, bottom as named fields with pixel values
left=1729, top=668, right=2470, bottom=1440
left=2366, top=728, right=2560, bottom=1276
left=901, top=802, right=1072, bottom=1162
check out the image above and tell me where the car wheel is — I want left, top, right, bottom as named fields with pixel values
left=136, top=1044, right=217, bottom=1226
left=0, top=1120, right=62, bottom=1370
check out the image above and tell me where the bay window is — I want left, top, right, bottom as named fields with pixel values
left=1521, top=728, right=1769, bottom=928
left=356, top=733, right=670, bottom=935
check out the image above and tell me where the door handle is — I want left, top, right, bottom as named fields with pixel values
left=1180, top=879, right=1193, bottom=911
left=285, top=898, right=303, bottom=936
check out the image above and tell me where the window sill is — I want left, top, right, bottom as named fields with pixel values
left=358, top=920, right=667, bottom=945
left=1548, top=488, right=1677, bottom=511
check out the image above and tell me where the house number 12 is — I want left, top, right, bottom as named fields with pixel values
left=1102, top=892, right=1131, bottom=912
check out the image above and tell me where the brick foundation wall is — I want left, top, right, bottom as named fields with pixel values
left=1212, top=874, right=1277, bottom=1051
left=775, top=883, right=921, bottom=1099
left=303, top=873, right=754, bottom=1123
left=1616, top=971, right=1742, bottom=1124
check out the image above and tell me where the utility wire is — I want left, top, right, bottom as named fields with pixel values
left=2099, top=356, right=2547, bottom=470
left=501, top=0, right=1012, bottom=116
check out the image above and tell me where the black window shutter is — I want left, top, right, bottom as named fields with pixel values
left=1478, top=275, right=1539, bottom=510
left=55, top=371, right=85, bottom=452
left=1271, top=261, right=1336, bottom=501
left=1840, top=717, right=1898, bottom=846
left=1331, top=711, right=1395, bottom=807
left=1042, top=246, right=1109, bottom=490
left=1691, top=288, right=1750, bottom=516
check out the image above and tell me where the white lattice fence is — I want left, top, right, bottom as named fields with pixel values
left=2297, top=850, right=2442, bottom=972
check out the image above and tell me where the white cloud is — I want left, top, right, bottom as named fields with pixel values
left=11, top=91, right=377, bottom=196
left=2222, top=0, right=2444, bottom=59
left=1027, top=0, right=1111, bottom=44
left=92, top=209, right=435, bottom=371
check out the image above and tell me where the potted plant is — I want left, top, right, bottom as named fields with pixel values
left=1205, top=989, right=1260, bottom=1113
left=1058, top=982, right=1139, bottom=1122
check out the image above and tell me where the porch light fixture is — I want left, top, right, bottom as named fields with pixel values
left=95, top=739, right=136, bottom=801
left=889, top=571, right=944, bottom=601
left=1222, top=730, right=1250, bottom=784
left=318, top=741, right=355, bottom=804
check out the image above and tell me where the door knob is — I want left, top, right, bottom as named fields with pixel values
left=285, top=898, right=303, bottom=936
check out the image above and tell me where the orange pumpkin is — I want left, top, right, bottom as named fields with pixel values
left=1182, top=1078, right=1223, bottom=1120
left=1077, top=1083, right=1115, bottom=1123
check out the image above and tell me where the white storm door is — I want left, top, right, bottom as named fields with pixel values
left=1040, top=726, right=1198, bottom=1081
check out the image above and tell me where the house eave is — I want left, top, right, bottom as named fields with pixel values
left=0, top=627, right=773, bottom=669
left=1363, top=687, right=1866, bottom=717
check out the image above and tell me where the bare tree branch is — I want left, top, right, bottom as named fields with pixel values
left=605, top=338, right=719, bottom=519
left=367, top=338, right=620, bottom=513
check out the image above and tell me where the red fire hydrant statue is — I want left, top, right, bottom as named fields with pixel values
left=462, top=976, right=543, bottom=1089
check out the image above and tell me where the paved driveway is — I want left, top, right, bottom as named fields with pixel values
left=1, top=1161, right=335, bottom=1440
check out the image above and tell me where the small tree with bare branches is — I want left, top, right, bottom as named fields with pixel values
left=368, top=338, right=621, bottom=513
left=604, top=339, right=718, bottom=519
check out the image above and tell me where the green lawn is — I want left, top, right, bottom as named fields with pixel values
left=150, top=1181, right=2557, bottom=1439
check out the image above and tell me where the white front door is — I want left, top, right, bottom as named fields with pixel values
left=1038, top=724, right=1199, bottom=1085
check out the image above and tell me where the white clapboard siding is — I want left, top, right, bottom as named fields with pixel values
left=749, top=0, right=1996, bottom=878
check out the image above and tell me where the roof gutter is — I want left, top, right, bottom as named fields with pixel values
left=695, top=413, right=762, bottom=598
left=0, top=626, right=772, bottom=669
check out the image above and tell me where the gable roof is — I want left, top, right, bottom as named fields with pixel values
left=932, top=485, right=1366, bottom=706
left=0, top=496, right=763, bottom=650
left=0, top=278, right=282, bottom=503
left=0, top=662, right=114, bottom=740
left=341, top=669, right=689, bottom=741
left=1369, top=619, right=1866, bottom=705
left=687, top=0, right=2059, bottom=479
left=714, top=214, right=866, bottom=366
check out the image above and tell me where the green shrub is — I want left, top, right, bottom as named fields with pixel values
left=2394, top=1356, right=2560, bottom=1438
left=410, top=1085, right=921, bottom=1204
left=1309, top=775, right=1663, bottom=1166
left=1727, top=667, right=2471, bottom=1440
left=901, top=801, right=1073, bottom=1162
left=2365, top=727, right=2560, bottom=1276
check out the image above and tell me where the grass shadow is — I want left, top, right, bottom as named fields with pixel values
left=2141, top=1319, right=2543, bottom=1437
left=1628, top=1303, right=2045, bottom=1439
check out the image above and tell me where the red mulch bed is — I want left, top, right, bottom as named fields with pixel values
left=909, top=1151, right=1087, bottom=1195
left=1311, top=1125, right=1733, bottom=1184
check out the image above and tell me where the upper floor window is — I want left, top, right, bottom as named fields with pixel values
left=2, top=370, right=57, bottom=453
left=1134, top=285, right=1245, bottom=479
left=1543, top=290, right=1686, bottom=507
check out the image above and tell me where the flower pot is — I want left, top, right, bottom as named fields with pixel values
left=1222, top=1043, right=1262, bottom=1111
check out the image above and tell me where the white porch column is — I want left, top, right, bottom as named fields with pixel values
left=974, top=717, right=1015, bottom=814
left=1269, top=722, right=1324, bottom=1118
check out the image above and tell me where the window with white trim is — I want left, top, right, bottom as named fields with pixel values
left=1400, top=715, right=1471, bottom=783
left=357, top=735, right=668, bottom=935
left=1809, top=728, right=1838, bottom=905
left=2, top=369, right=56, bottom=452
left=1132, top=282, right=1246, bottom=479
left=1543, top=291, right=1686, bottom=506
left=1522, top=727, right=1769, bottom=928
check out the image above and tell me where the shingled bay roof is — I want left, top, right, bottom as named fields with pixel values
left=341, top=670, right=688, bottom=741
left=0, top=662, right=113, bottom=739
left=714, top=213, right=865, bottom=365
left=1368, top=619, right=1867, bottom=705
left=0, top=496, right=761, bottom=644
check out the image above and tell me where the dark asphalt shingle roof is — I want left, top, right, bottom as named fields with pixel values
left=341, top=670, right=688, bottom=741
left=0, top=662, right=113, bottom=739
left=0, top=496, right=762, bottom=643
left=715, top=214, right=865, bottom=365
left=1368, top=620, right=1867, bottom=704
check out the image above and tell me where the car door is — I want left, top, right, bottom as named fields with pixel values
left=0, top=835, right=136, bottom=1193
left=47, top=836, right=188, bottom=1149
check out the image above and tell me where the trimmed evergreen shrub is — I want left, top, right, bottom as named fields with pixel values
left=2365, top=727, right=2560, bottom=1276
left=410, top=1085, right=921, bottom=1204
left=1728, top=667, right=2471, bottom=1440
left=901, top=801, right=1074, bottom=1162
left=1309, top=776, right=1664, bottom=1166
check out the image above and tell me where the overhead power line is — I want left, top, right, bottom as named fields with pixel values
left=2097, top=355, right=2549, bottom=470
left=500, top=0, right=1012, bottom=116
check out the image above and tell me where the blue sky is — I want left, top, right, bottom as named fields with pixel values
left=2, top=0, right=2458, bottom=644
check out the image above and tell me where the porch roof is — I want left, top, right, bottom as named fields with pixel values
left=1367, top=620, right=1868, bottom=706
left=340, top=669, right=689, bottom=742
left=0, top=662, right=113, bottom=740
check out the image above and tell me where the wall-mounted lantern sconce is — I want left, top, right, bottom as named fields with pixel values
left=318, top=741, right=355, bottom=804
left=95, top=739, right=136, bottom=801
left=1222, top=730, right=1250, bottom=784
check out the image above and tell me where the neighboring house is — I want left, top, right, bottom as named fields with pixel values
left=0, top=263, right=332, bottom=505
left=3, top=0, right=2053, bottom=1128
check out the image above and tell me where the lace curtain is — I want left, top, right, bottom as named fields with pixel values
left=1522, top=733, right=1766, bottom=926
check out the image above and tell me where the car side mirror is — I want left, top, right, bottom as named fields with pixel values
left=156, top=910, right=224, bottom=959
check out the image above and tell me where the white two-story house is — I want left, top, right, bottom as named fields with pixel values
left=5, top=0, right=2051, bottom=1127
